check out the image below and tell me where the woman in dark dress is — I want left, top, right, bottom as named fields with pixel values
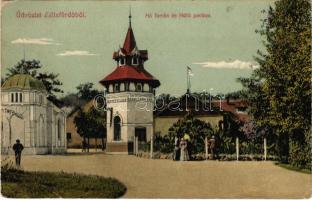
left=173, top=137, right=180, bottom=161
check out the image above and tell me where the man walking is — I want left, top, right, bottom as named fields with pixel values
left=13, top=139, right=24, bottom=167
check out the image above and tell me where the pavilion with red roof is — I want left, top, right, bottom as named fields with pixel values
left=99, top=12, right=160, bottom=154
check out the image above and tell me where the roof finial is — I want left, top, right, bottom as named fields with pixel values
left=129, top=5, right=132, bottom=28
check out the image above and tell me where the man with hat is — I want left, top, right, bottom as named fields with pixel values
left=13, top=139, right=24, bottom=167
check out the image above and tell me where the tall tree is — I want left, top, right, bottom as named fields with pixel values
left=76, top=82, right=100, bottom=101
left=5, top=59, right=64, bottom=106
left=87, top=107, right=107, bottom=151
left=74, top=107, right=106, bottom=151
left=240, top=0, right=311, bottom=167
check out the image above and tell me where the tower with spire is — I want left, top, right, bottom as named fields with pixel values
left=99, top=12, right=160, bottom=154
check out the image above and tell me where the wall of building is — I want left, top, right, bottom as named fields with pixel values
left=1, top=89, right=66, bottom=155
left=105, top=92, right=154, bottom=153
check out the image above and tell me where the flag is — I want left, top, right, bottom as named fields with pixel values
left=187, top=66, right=194, bottom=76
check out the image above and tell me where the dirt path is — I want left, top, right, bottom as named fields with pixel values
left=7, top=153, right=312, bottom=198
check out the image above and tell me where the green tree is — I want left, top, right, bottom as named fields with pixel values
left=73, top=108, right=88, bottom=150
left=169, top=114, right=214, bottom=155
left=74, top=107, right=106, bottom=151
left=76, top=82, right=100, bottom=101
left=240, top=0, right=311, bottom=168
left=87, top=107, right=107, bottom=151
left=6, top=59, right=64, bottom=106
left=60, top=82, right=101, bottom=108
left=59, top=93, right=80, bottom=107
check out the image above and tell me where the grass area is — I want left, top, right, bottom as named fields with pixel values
left=275, top=162, right=311, bottom=174
left=1, top=168, right=127, bottom=198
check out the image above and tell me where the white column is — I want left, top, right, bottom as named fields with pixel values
left=264, top=137, right=267, bottom=161
left=133, top=136, right=136, bottom=155
left=205, top=137, right=208, bottom=160
left=236, top=137, right=239, bottom=161
left=150, top=134, right=153, bottom=159
left=64, top=115, right=67, bottom=151
left=135, top=136, right=139, bottom=156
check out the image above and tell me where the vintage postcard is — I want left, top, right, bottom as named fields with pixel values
left=1, top=0, right=311, bottom=198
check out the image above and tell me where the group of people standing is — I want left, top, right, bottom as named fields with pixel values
left=173, top=134, right=191, bottom=161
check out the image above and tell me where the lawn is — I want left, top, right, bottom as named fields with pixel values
left=1, top=167, right=127, bottom=198
left=274, top=162, right=311, bottom=174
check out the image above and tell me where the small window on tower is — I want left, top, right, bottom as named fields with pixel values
left=114, top=84, right=120, bottom=93
left=149, top=86, right=153, bottom=93
left=132, top=57, right=138, bottom=65
left=120, top=57, right=125, bottom=65
left=125, top=82, right=129, bottom=91
left=136, top=83, right=142, bottom=92
left=11, top=93, right=14, bottom=102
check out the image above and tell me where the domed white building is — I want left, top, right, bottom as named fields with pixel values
left=1, top=74, right=66, bottom=154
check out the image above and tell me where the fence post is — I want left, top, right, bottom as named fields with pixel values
left=236, top=137, right=239, bottom=161
left=205, top=137, right=208, bottom=160
left=150, top=134, right=153, bottom=159
left=264, top=137, right=267, bottom=161
left=135, top=136, right=139, bottom=156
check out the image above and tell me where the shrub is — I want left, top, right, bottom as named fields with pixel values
left=167, top=114, right=214, bottom=155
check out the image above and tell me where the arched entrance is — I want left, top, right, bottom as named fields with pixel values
left=39, top=116, right=45, bottom=147
left=113, top=116, right=121, bottom=141
left=57, top=119, right=62, bottom=146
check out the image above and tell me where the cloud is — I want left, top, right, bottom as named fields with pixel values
left=57, top=50, right=97, bottom=56
left=193, top=60, right=259, bottom=70
left=11, top=38, right=61, bottom=45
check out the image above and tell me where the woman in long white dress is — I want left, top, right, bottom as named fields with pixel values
left=180, top=139, right=189, bottom=161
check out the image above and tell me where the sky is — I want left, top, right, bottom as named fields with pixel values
left=1, top=0, right=273, bottom=97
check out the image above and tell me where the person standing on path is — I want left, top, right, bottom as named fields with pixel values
left=173, top=137, right=180, bottom=161
left=180, top=138, right=189, bottom=161
left=12, top=139, right=24, bottom=167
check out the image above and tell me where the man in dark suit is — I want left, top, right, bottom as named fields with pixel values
left=13, top=139, right=24, bottom=167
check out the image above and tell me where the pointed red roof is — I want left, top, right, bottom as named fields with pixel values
left=99, top=65, right=160, bottom=87
left=99, top=15, right=160, bottom=88
left=122, top=27, right=136, bottom=54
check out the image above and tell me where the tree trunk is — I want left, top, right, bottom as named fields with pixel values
left=236, top=137, right=239, bottom=161
left=264, top=137, right=267, bottom=161
left=95, top=138, right=97, bottom=152
left=82, top=137, right=86, bottom=152
left=101, top=136, right=105, bottom=151
left=87, top=137, right=90, bottom=152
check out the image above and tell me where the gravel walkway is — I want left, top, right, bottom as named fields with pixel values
left=5, top=153, right=311, bottom=198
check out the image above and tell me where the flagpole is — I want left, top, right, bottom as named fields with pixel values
left=189, top=68, right=191, bottom=93
left=186, top=67, right=189, bottom=94
left=187, top=66, right=190, bottom=94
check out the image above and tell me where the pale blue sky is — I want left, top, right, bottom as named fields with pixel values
left=1, top=0, right=273, bottom=96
